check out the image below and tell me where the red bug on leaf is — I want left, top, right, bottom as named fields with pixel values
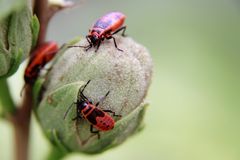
left=24, top=41, right=59, bottom=84
left=69, top=11, right=126, bottom=52
left=21, top=42, right=59, bottom=96
left=64, top=80, right=121, bottom=139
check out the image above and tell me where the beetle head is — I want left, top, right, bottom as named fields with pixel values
left=77, top=100, right=93, bottom=113
left=89, top=32, right=100, bottom=46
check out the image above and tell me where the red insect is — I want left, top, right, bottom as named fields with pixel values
left=64, top=80, right=121, bottom=139
left=70, top=11, right=126, bottom=52
left=24, top=41, right=59, bottom=84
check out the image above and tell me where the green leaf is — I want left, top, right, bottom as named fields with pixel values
left=0, top=79, right=15, bottom=115
left=0, top=3, right=34, bottom=77
left=51, top=37, right=81, bottom=65
left=0, top=17, right=11, bottom=76
left=4, top=48, right=23, bottom=77
left=37, top=82, right=148, bottom=153
left=0, top=0, right=25, bottom=20
left=37, top=82, right=84, bottom=151
left=51, top=129, right=69, bottom=153
left=31, top=15, right=40, bottom=49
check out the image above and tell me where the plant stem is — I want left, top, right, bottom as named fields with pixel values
left=34, top=0, right=62, bottom=46
left=11, top=85, right=32, bottom=160
left=34, top=0, right=48, bottom=45
left=11, top=0, right=50, bottom=160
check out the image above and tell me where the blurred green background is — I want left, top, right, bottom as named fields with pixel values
left=1, top=0, right=240, bottom=159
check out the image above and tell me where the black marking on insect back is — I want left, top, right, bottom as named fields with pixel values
left=83, top=107, right=92, bottom=115
left=86, top=108, right=104, bottom=125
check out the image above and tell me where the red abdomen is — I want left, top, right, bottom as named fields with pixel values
left=94, top=114, right=115, bottom=131
left=84, top=107, right=115, bottom=131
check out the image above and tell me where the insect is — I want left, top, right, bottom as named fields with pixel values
left=24, top=41, right=59, bottom=84
left=69, top=11, right=127, bottom=52
left=20, top=42, right=58, bottom=97
left=64, top=80, right=121, bottom=139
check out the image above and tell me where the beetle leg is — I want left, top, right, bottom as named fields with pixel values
left=103, top=109, right=122, bottom=118
left=85, top=45, right=92, bottom=51
left=86, top=35, right=91, bottom=44
left=95, top=91, right=110, bottom=107
left=85, top=36, right=93, bottom=51
left=112, top=26, right=127, bottom=37
left=95, top=40, right=102, bottom=52
left=107, top=36, right=123, bottom=52
left=90, top=125, right=100, bottom=139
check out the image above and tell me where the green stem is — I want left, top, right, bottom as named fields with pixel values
left=0, top=79, right=16, bottom=115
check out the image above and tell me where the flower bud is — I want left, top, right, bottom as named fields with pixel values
left=36, top=36, right=153, bottom=153
left=0, top=3, right=39, bottom=77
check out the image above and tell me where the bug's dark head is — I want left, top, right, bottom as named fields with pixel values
left=77, top=100, right=93, bottom=112
left=77, top=100, right=86, bottom=110
left=24, top=67, right=39, bottom=84
left=88, top=32, right=100, bottom=46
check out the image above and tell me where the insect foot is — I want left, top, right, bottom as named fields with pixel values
left=35, top=35, right=153, bottom=154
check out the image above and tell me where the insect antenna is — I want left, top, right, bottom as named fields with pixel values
left=96, top=91, right=110, bottom=107
left=67, top=45, right=90, bottom=49
left=78, top=80, right=91, bottom=100
left=67, top=36, right=92, bottom=50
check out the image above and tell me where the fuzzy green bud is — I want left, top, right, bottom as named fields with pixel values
left=36, top=36, right=153, bottom=154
